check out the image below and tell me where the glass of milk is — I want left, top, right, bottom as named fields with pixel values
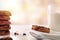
left=50, top=13, right=60, bottom=32
left=49, top=0, right=60, bottom=32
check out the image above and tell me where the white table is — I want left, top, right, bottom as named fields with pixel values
left=10, top=25, right=60, bottom=40
left=10, top=25, right=37, bottom=40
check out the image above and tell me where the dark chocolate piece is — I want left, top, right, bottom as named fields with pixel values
left=14, top=32, right=19, bottom=35
left=23, top=33, right=26, bottom=36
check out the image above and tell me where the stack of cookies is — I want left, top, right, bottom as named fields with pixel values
left=0, top=11, right=12, bottom=40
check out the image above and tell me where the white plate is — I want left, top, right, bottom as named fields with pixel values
left=31, top=30, right=60, bottom=40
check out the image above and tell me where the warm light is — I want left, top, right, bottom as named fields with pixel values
left=47, top=5, right=51, bottom=27
left=0, top=0, right=27, bottom=24
left=0, top=0, right=48, bottom=25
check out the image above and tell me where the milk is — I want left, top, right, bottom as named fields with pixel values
left=48, top=0, right=60, bottom=32
left=50, top=13, right=60, bottom=32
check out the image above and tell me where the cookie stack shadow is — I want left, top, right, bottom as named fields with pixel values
left=0, top=11, right=12, bottom=40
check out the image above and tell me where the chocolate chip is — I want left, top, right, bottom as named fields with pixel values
left=23, top=33, right=26, bottom=36
left=14, top=32, right=19, bottom=35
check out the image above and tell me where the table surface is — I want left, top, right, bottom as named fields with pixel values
left=10, top=25, right=37, bottom=40
left=10, top=25, right=59, bottom=40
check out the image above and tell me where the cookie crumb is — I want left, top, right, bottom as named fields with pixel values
left=14, top=32, right=19, bottom=35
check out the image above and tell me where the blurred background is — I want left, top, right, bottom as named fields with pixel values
left=0, top=0, right=60, bottom=26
